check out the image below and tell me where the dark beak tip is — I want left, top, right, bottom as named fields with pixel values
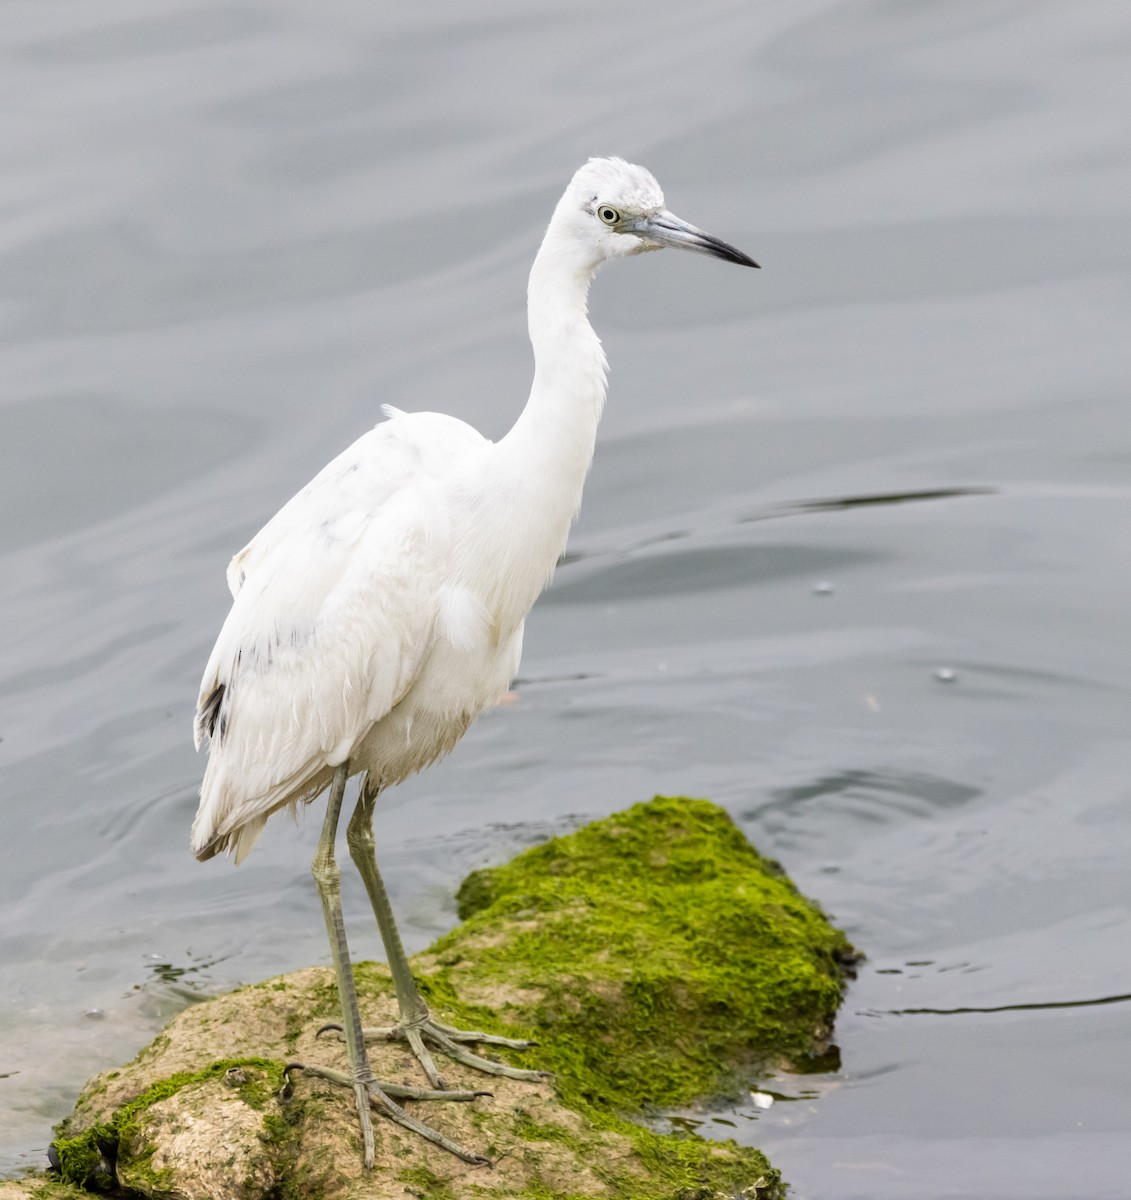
left=718, top=244, right=759, bottom=269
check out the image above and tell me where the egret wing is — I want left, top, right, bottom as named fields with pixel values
left=191, top=413, right=483, bottom=860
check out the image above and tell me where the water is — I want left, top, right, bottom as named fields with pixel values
left=2, top=2, right=1130, bottom=1196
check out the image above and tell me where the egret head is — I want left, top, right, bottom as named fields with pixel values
left=554, top=156, right=759, bottom=270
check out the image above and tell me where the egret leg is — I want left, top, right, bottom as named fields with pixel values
left=296, top=762, right=491, bottom=1168
left=343, top=778, right=549, bottom=1087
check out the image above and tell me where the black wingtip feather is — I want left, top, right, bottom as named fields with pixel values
left=196, top=683, right=226, bottom=747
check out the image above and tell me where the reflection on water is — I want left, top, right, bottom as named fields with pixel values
left=752, top=768, right=983, bottom=820
left=2, top=1, right=1131, bottom=1197
left=141, top=949, right=235, bottom=997
left=777, top=486, right=998, bottom=516
left=875, top=991, right=1131, bottom=1018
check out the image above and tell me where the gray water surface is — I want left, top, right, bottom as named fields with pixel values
left=2, top=3, right=1130, bottom=1197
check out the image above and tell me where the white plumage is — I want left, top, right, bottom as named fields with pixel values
left=190, top=156, right=757, bottom=1167
left=193, top=407, right=500, bottom=862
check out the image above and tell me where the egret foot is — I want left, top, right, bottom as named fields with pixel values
left=282, top=1062, right=492, bottom=1167
left=304, top=767, right=497, bottom=1167
left=321, top=1015, right=550, bottom=1090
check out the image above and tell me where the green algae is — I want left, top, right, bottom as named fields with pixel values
left=51, top=1058, right=287, bottom=1191
left=0, top=1182, right=92, bottom=1200
left=46, top=796, right=854, bottom=1199
left=392, top=795, right=855, bottom=1198
left=430, top=796, right=854, bottom=1112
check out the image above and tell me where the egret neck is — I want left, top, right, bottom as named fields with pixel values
left=489, top=220, right=610, bottom=624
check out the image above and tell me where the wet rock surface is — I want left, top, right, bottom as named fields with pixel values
left=40, top=798, right=854, bottom=1199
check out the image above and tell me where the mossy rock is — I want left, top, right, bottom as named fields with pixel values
left=0, top=1183, right=90, bottom=1200
left=46, top=796, right=855, bottom=1199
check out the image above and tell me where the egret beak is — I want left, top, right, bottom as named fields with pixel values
left=631, top=209, right=759, bottom=268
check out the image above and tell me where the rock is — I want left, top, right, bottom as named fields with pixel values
left=45, top=797, right=856, bottom=1199
left=0, top=1181, right=88, bottom=1199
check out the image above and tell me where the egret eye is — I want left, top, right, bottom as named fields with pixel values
left=597, top=205, right=621, bottom=226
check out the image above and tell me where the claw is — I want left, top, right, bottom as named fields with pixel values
left=432, top=1021, right=537, bottom=1050
left=357, top=1014, right=547, bottom=1084
left=287, top=1060, right=489, bottom=1102
left=280, top=1061, right=304, bottom=1100
left=285, top=1061, right=492, bottom=1166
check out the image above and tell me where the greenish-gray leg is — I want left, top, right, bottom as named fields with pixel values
left=311, top=761, right=377, bottom=1166
left=345, top=776, right=547, bottom=1088
left=303, top=764, right=492, bottom=1167
left=346, top=780, right=430, bottom=1024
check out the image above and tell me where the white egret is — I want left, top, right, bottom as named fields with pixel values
left=192, top=156, right=758, bottom=1167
